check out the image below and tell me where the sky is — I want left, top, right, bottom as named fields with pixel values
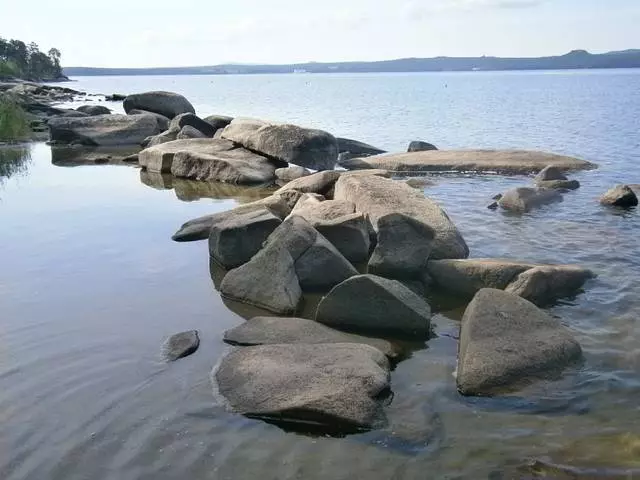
left=1, top=0, right=639, bottom=68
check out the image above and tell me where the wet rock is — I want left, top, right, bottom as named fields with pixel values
left=337, top=137, right=386, bottom=156
left=176, top=125, right=208, bottom=139
left=223, top=316, right=399, bottom=359
left=162, top=330, right=200, bottom=361
left=334, top=174, right=469, bottom=260
left=138, top=138, right=234, bottom=173
left=214, top=343, right=391, bottom=432
left=209, top=208, right=282, bottom=269
left=498, top=187, right=563, bottom=212
left=48, top=114, right=163, bottom=146
left=76, top=105, right=112, bottom=116
left=487, top=202, right=499, bottom=210
left=221, top=118, right=338, bottom=171
left=457, top=288, right=582, bottom=395
left=600, top=185, right=638, bottom=207
left=123, top=90, right=195, bottom=119
left=505, top=265, right=596, bottom=306
left=203, top=114, right=233, bottom=131
left=169, top=112, right=216, bottom=137
left=275, top=166, right=311, bottom=182
left=407, top=140, right=438, bottom=152
left=315, top=274, right=432, bottom=336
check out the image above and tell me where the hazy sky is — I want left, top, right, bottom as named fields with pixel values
left=2, top=0, right=639, bottom=67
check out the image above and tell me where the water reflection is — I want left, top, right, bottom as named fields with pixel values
left=50, top=145, right=140, bottom=166
left=0, top=145, right=31, bottom=184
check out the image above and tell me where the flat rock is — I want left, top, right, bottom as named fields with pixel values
left=223, top=316, right=399, bottom=359
left=337, top=137, right=386, bottom=156
left=334, top=174, right=468, bottom=260
left=275, top=166, right=311, bottom=182
left=339, top=149, right=596, bottom=174
left=162, top=330, right=200, bottom=361
left=600, top=185, right=638, bottom=207
left=457, top=289, right=582, bottom=395
left=407, top=141, right=438, bottom=152
left=48, top=114, right=163, bottom=146
left=138, top=138, right=235, bottom=173
left=123, top=91, right=195, bottom=119
left=498, top=187, right=563, bottom=212
left=214, top=343, right=391, bottom=431
left=315, top=274, right=432, bottom=336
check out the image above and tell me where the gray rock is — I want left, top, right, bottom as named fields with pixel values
left=176, top=125, right=208, bottom=139
left=76, top=105, right=112, bottom=116
left=407, top=141, right=438, bottom=152
left=48, top=114, right=163, bottom=146
left=105, top=93, right=126, bottom=101
left=142, top=129, right=178, bottom=148
left=290, top=195, right=354, bottom=219
left=275, top=166, right=311, bottom=182
left=368, top=213, right=434, bottom=279
left=203, top=114, right=233, bottom=131
left=138, top=138, right=235, bottom=173
left=170, top=112, right=216, bottom=137
left=334, top=174, right=469, bottom=260
left=537, top=179, right=580, bottom=190
left=600, top=185, right=638, bottom=207
left=162, top=330, right=200, bottom=361
left=275, top=170, right=342, bottom=196
left=224, top=316, right=399, bottom=359
left=535, top=165, right=568, bottom=182
left=505, top=265, right=595, bottom=306
left=337, top=137, right=386, bottom=156
left=56, top=110, right=90, bottom=118
left=123, top=91, right=195, bottom=119
left=209, top=208, right=282, bottom=269
left=221, top=119, right=338, bottom=171
left=498, top=187, right=563, bottom=212
left=315, top=274, right=432, bottom=336
left=405, top=177, right=436, bottom=189
left=457, top=289, right=582, bottom=395
left=214, top=343, right=390, bottom=431
left=128, top=109, right=170, bottom=131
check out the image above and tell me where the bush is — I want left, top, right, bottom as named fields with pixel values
left=0, top=95, right=31, bottom=141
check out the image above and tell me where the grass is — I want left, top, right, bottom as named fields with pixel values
left=0, top=95, right=31, bottom=142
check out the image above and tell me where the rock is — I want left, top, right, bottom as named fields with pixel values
left=275, top=166, right=311, bottom=182
left=176, top=125, right=207, bottom=139
left=334, top=174, right=469, bottom=260
left=339, top=149, right=597, bottom=174
left=105, top=93, right=126, bottom=101
left=51, top=145, right=141, bottom=166
left=209, top=208, right=282, bottom=269
left=169, top=112, right=216, bottom=137
left=48, top=114, right=163, bottom=146
left=505, top=265, right=596, bottom=306
left=172, top=190, right=303, bottom=242
left=128, top=109, right=170, bottom=131
left=315, top=274, right=432, bottom=336
left=221, top=118, right=338, bottom=171
left=142, top=129, right=178, bottom=148
left=535, top=165, right=568, bottom=182
left=138, top=138, right=234, bottom=172
left=203, top=114, right=233, bottom=131
left=405, top=177, right=436, bottom=189
left=290, top=195, right=354, bottom=218
left=337, top=137, right=386, bottom=156
left=76, top=105, right=112, bottom=116
left=57, top=110, right=90, bottom=118
left=224, top=317, right=399, bottom=359
left=600, top=185, right=638, bottom=207
left=220, top=216, right=356, bottom=313
left=162, top=330, right=200, bottom=361
left=487, top=202, right=499, bottom=210
left=407, top=141, right=438, bottom=152
left=123, top=91, right=195, bottom=119
left=498, top=187, right=563, bottom=212
left=368, top=213, right=435, bottom=279
left=337, top=152, right=355, bottom=164
left=213, top=128, right=224, bottom=139
left=536, top=179, right=580, bottom=190
left=275, top=170, right=341, bottom=195
left=214, top=343, right=391, bottom=432
left=457, top=289, right=582, bottom=395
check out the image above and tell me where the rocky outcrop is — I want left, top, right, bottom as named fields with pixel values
left=339, top=149, right=596, bottom=174
left=123, top=91, right=195, bottom=119
left=221, top=118, right=339, bottom=170
left=600, top=185, right=638, bottom=207
left=220, top=216, right=357, bottom=314
left=48, top=114, right=163, bottom=146
left=169, top=112, right=216, bottom=137
left=214, top=343, right=391, bottom=432
left=315, top=274, right=432, bottom=336
left=334, top=174, right=469, bottom=262
left=203, top=114, right=233, bottom=131
left=76, top=105, right=112, bottom=116
left=407, top=141, right=438, bottom=152
left=275, top=166, right=311, bottom=182
left=223, top=317, right=399, bottom=359
left=337, top=137, right=386, bottom=156
left=162, top=330, right=200, bottom=361
left=457, top=289, right=582, bottom=395
left=498, top=187, right=563, bottom=212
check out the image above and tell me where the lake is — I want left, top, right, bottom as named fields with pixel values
left=1, top=70, right=640, bottom=479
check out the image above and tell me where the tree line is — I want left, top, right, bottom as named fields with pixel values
left=0, top=38, right=64, bottom=81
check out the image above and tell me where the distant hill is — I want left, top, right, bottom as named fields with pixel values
left=64, top=49, right=640, bottom=77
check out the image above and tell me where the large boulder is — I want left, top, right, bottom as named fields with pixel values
left=220, top=216, right=357, bottom=314
left=334, top=174, right=469, bottom=261
left=138, top=138, right=233, bottom=172
left=123, top=91, right=195, bottom=119
left=339, top=149, right=596, bottom=174
left=128, top=109, right=170, bottom=131
left=505, top=265, right=596, bottom=306
left=169, top=112, right=216, bottom=137
left=275, top=166, right=311, bottom=182
left=214, top=343, right=391, bottom=432
left=48, top=114, right=163, bottom=146
left=600, top=185, right=638, bottom=207
left=223, top=316, right=399, bottom=359
left=221, top=118, right=339, bottom=171
left=76, top=105, right=111, bottom=116
left=203, top=114, right=233, bottom=131
left=209, top=208, right=282, bottom=269
left=407, top=141, right=438, bottom=152
left=498, top=187, right=563, bottom=212
left=315, top=274, right=432, bottom=336
left=457, top=289, right=582, bottom=395
left=337, top=137, right=385, bottom=156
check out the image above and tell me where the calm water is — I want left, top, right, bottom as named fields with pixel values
left=2, top=71, right=640, bottom=479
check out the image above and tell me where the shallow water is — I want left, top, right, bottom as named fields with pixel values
left=2, top=70, right=640, bottom=479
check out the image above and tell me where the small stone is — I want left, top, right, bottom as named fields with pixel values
left=163, top=330, right=200, bottom=361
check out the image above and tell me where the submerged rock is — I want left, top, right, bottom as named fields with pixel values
left=48, top=114, right=163, bottom=146
left=214, top=343, right=391, bottom=432
left=315, top=274, right=432, bottom=336
left=498, top=187, right=563, bottom=212
left=407, top=140, right=438, bottom=152
left=537, top=179, right=580, bottom=190
left=162, top=330, right=200, bottom=361
left=457, top=289, right=582, bottom=395
left=505, top=265, right=596, bottom=306
left=123, top=91, right=195, bottom=119
left=600, top=185, right=638, bottom=207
